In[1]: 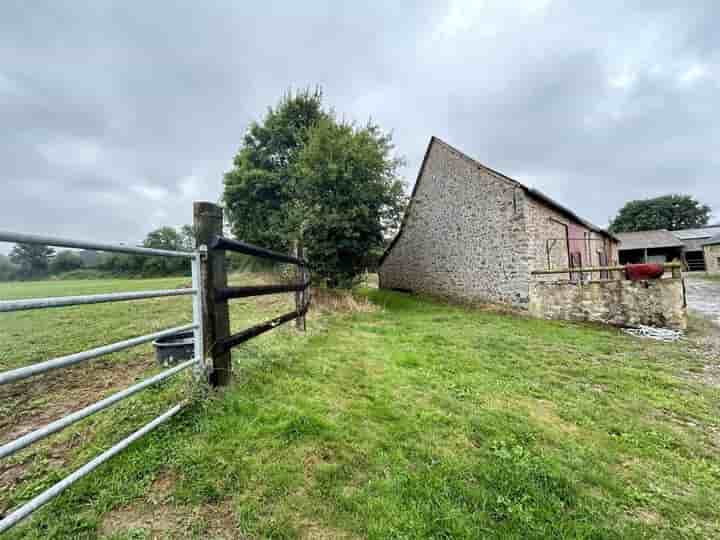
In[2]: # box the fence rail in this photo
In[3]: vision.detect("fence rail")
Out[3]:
[214,303,309,355]
[0,288,196,313]
[207,233,310,360]
[0,230,196,258]
[216,280,310,301]
[0,323,197,385]
[531,262,682,277]
[210,235,307,266]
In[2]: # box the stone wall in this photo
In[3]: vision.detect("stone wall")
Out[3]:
[527,197,619,281]
[704,244,720,274]
[529,278,687,330]
[379,139,532,306]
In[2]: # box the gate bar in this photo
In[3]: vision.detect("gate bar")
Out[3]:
[214,304,309,355]
[216,280,310,301]
[210,236,306,266]
[190,251,205,380]
[0,358,198,459]
[0,288,197,313]
[0,230,195,259]
[0,323,197,386]
[0,403,184,534]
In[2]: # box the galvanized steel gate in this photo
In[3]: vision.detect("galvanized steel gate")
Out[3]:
[0,230,205,533]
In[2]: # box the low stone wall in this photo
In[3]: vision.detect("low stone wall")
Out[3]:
[705,244,720,274]
[529,278,687,330]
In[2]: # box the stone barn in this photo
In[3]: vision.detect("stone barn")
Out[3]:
[379,137,619,307]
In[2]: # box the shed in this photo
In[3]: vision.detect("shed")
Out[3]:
[616,230,684,265]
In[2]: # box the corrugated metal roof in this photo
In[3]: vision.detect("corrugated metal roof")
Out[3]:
[703,234,720,247]
[672,226,720,240]
[429,138,618,240]
[616,230,684,251]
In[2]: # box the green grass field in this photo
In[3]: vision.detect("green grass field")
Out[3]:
[1,276,719,539]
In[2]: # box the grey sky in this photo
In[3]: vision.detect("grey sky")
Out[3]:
[2,1,718,254]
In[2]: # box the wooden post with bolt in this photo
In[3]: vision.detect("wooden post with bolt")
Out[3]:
[293,239,306,331]
[193,201,232,386]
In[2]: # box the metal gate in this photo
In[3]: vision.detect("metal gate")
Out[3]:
[0,230,204,534]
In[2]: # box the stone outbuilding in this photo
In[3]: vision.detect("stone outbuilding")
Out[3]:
[704,234,720,274]
[615,226,720,272]
[616,230,684,265]
[379,137,619,307]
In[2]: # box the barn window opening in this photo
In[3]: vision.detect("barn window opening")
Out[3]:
[512,189,521,214]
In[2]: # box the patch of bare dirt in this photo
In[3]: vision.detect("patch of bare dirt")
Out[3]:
[630,508,662,526]
[0,352,154,443]
[99,474,240,539]
[0,352,156,507]
[524,399,580,435]
[300,521,359,540]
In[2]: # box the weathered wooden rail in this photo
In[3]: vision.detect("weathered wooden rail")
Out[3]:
[531,262,682,278]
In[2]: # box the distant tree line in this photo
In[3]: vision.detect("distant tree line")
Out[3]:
[0,226,196,281]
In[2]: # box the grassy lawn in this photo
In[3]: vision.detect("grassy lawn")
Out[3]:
[1,277,719,538]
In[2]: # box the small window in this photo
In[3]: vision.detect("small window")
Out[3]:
[511,188,523,215]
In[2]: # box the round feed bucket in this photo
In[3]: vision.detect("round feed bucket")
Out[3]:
[152,330,194,367]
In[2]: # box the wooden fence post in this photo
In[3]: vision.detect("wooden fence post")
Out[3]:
[293,239,306,332]
[193,202,232,387]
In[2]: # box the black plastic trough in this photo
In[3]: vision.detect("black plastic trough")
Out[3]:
[152,330,194,367]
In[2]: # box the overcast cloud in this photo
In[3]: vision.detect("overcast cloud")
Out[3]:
[2,1,718,253]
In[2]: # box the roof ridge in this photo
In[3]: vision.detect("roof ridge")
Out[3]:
[430,136,524,189]
[431,137,615,240]
[379,136,617,265]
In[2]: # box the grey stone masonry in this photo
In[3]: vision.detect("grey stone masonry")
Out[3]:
[705,244,720,274]
[379,137,619,308]
[379,138,531,306]
[529,278,687,330]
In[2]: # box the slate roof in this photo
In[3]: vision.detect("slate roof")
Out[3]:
[704,234,720,247]
[616,230,684,251]
[672,226,720,240]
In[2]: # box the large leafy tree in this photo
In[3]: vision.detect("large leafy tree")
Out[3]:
[293,118,405,286]
[223,89,406,286]
[609,194,712,233]
[224,88,328,252]
[10,243,55,279]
